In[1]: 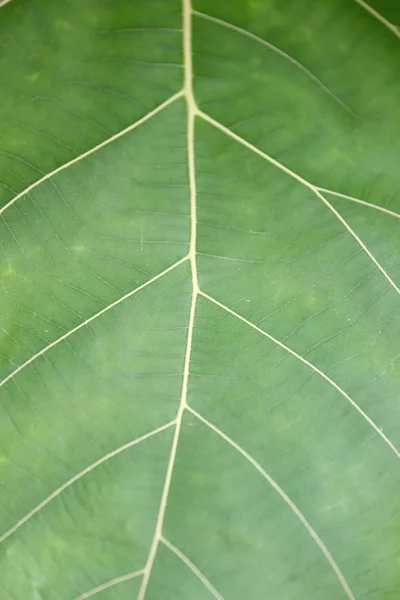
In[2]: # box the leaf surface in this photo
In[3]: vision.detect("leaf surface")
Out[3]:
[0,0,399,599]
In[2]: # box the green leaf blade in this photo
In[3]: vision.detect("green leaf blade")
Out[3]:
[0,0,183,207]
[0,1,399,599]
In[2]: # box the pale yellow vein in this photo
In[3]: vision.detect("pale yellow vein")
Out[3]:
[0,421,175,544]
[74,569,145,600]
[197,110,400,298]
[0,91,184,218]
[317,187,400,220]
[136,1,199,597]
[187,405,355,600]
[199,290,400,458]
[0,257,188,388]
[161,536,224,600]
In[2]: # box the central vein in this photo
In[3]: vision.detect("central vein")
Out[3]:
[137,0,198,597]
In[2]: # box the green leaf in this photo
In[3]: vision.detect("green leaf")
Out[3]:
[0,0,399,598]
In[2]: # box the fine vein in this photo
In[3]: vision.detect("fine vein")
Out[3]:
[187,406,355,600]
[0,420,175,544]
[0,257,187,389]
[74,569,145,600]
[137,1,198,597]
[199,290,400,458]
[161,536,224,600]
[193,10,355,116]
[0,91,184,218]
[198,110,400,298]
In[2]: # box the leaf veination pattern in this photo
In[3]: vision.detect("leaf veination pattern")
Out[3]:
[0,0,399,598]
[160,536,224,600]
[193,10,356,117]
[198,112,400,301]
[0,421,176,544]
[75,569,145,600]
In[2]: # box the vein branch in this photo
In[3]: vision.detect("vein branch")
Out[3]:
[0,420,176,544]
[161,536,224,600]
[0,256,188,389]
[0,91,184,218]
[74,569,145,600]
[316,187,400,220]
[199,290,400,458]
[197,110,400,298]
[316,189,400,295]
[187,405,355,600]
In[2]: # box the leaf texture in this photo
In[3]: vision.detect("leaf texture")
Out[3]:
[0,0,399,598]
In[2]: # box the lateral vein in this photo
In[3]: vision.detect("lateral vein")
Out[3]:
[0,257,188,389]
[74,569,145,600]
[161,536,224,600]
[199,290,400,458]
[0,91,184,218]
[0,421,176,544]
[316,189,400,295]
[187,406,355,600]
[317,187,400,220]
[197,110,400,298]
